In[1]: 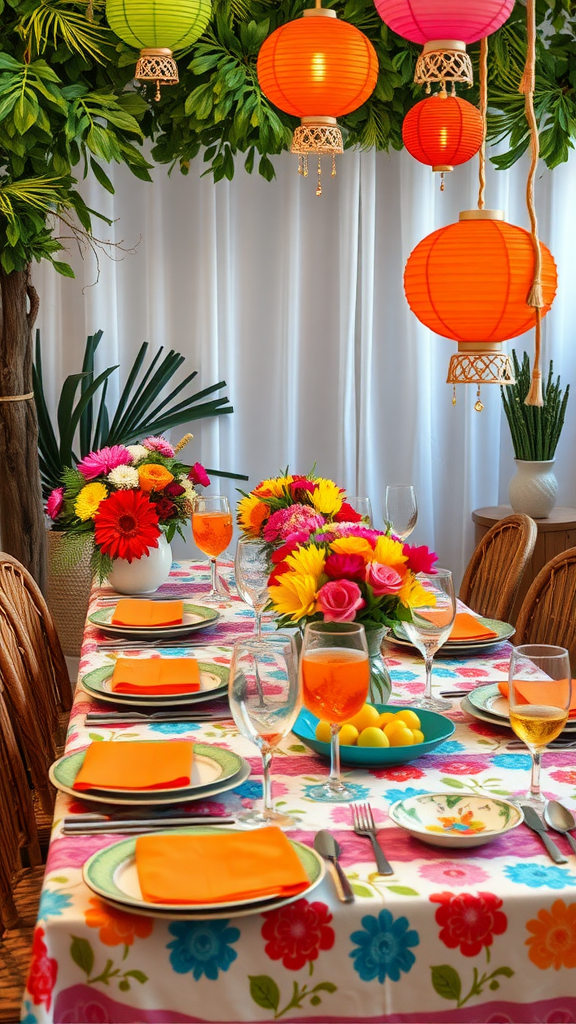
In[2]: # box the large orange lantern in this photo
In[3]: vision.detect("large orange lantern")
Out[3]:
[402,92,484,185]
[257,1,378,192]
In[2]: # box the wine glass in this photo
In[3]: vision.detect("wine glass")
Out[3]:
[235,537,270,638]
[192,495,233,603]
[403,569,456,711]
[229,634,301,828]
[508,644,571,808]
[384,485,417,540]
[300,621,369,802]
[346,496,373,526]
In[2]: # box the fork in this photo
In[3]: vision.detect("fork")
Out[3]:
[351,803,394,875]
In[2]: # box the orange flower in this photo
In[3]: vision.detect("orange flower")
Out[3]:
[526,900,576,970]
[84,896,153,946]
[138,463,174,493]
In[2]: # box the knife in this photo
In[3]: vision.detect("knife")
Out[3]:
[521,804,568,864]
[313,831,354,903]
[61,815,236,835]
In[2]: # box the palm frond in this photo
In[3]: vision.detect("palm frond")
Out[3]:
[19,0,109,63]
[0,176,71,220]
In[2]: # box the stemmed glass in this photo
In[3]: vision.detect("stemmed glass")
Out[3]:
[346,496,373,526]
[192,495,233,603]
[403,569,456,711]
[384,485,417,540]
[234,537,270,639]
[508,644,571,808]
[229,634,301,828]
[300,621,369,802]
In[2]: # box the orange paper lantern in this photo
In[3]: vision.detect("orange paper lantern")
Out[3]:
[402,93,484,173]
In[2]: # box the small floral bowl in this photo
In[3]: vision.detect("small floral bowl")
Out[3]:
[389,793,523,848]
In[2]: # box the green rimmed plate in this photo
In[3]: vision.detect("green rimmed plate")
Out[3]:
[82,828,325,919]
[49,744,250,805]
[463,683,576,734]
[81,661,228,707]
[389,793,523,848]
[389,616,515,657]
[88,602,219,640]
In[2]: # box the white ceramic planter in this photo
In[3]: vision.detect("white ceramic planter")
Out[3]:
[107,533,173,594]
[508,459,558,519]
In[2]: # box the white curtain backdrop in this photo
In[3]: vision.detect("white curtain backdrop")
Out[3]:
[33,145,576,585]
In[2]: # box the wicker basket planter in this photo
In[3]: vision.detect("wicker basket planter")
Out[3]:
[46,529,94,657]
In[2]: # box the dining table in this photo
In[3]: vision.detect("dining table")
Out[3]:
[22,559,576,1024]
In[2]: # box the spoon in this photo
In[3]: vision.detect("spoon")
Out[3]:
[544,801,576,855]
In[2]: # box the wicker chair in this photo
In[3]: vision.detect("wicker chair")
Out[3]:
[514,547,576,672]
[459,513,537,623]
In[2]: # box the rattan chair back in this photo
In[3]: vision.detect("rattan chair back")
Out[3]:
[514,547,576,672]
[459,514,537,623]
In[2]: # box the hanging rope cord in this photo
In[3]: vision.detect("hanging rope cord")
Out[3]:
[521,0,544,406]
[477,37,488,210]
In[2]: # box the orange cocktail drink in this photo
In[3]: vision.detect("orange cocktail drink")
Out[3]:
[301,647,370,723]
[193,511,233,557]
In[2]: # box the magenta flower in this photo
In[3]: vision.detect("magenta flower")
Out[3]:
[366,562,404,596]
[142,435,175,457]
[403,543,438,574]
[46,487,64,520]
[324,552,366,582]
[263,504,325,543]
[316,579,365,622]
[419,861,490,888]
[77,445,132,480]
[188,462,210,487]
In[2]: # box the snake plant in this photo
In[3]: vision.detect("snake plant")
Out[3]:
[501,350,570,461]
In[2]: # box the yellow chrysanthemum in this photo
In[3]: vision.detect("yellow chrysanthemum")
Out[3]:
[75,482,108,521]
[373,535,408,570]
[330,536,374,562]
[269,573,319,622]
[310,478,344,516]
[255,475,294,498]
[398,575,434,609]
[138,463,174,493]
[237,494,269,537]
[285,542,327,581]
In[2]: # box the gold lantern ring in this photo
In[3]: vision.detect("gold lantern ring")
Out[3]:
[136,48,179,101]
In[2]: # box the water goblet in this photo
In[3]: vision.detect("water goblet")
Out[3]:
[384,484,417,540]
[508,644,571,808]
[346,496,373,526]
[192,495,233,603]
[234,536,270,638]
[300,621,369,802]
[403,568,456,711]
[229,634,301,828]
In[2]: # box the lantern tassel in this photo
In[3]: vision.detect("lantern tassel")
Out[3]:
[525,308,544,406]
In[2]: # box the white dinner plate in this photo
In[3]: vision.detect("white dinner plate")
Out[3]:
[82,829,326,920]
[464,683,576,734]
[390,616,514,657]
[81,661,228,707]
[461,690,576,735]
[88,602,219,639]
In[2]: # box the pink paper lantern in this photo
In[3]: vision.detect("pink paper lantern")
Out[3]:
[374,0,515,45]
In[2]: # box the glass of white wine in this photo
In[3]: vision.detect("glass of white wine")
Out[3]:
[508,644,571,808]
[384,485,417,540]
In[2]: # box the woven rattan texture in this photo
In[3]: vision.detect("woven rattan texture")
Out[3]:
[514,547,576,672]
[0,865,45,1022]
[46,531,93,656]
[459,513,537,622]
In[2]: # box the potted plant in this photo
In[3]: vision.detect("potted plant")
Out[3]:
[501,350,570,519]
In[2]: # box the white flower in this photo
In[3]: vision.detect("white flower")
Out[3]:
[179,475,197,514]
[108,465,140,489]
[125,444,149,464]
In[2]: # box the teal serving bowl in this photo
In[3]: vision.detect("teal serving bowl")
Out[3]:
[292,704,455,767]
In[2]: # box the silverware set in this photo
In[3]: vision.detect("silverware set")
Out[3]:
[61,813,236,836]
[84,710,230,725]
[351,803,394,875]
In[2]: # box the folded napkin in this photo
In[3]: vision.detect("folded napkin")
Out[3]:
[448,612,498,642]
[498,680,576,718]
[111,658,200,695]
[135,827,310,905]
[111,599,184,627]
[73,740,194,791]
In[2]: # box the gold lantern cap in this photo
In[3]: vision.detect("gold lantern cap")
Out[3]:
[459,209,505,221]
[422,39,466,54]
[303,6,337,17]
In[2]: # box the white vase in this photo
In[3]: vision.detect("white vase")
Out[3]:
[107,533,173,594]
[508,459,558,519]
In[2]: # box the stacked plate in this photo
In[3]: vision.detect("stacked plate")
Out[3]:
[80,661,228,708]
[82,829,325,920]
[49,744,250,806]
[462,682,576,734]
[88,602,219,640]
[390,616,515,657]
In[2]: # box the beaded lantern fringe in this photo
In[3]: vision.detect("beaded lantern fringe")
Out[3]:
[414,43,473,93]
[135,49,179,101]
[291,120,343,195]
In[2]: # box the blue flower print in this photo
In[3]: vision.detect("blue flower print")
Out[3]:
[167,919,240,980]
[37,889,72,921]
[350,909,419,983]
[234,779,263,799]
[492,753,532,770]
[149,721,201,734]
[504,863,576,889]
[434,740,465,755]
[303,781,371,802]
[383,787,430,804]
[391,671,419,681]
[429,667,458,678]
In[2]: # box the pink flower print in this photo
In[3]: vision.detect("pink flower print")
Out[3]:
[435,756,491,775]
[455,667,489,679]
[550,769,576,785]
[468,720,506,738]
[419,860,490,888]
[330,804,386,826]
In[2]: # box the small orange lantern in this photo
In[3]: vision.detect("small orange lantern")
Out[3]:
[402,92,484,185]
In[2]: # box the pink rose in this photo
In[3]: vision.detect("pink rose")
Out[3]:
[324,552,366,582]
[188,462,210,487]
[46,487,64,520]
[366,562,403,595]
[403,543,438,574]
[316,579,365,622]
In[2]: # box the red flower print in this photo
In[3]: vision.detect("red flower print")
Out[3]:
[370,764,426,781]
[550,769,576,785]
[435,756,491,775]
[28,927,58,1010]
[455,668,489,679]
[262,899,335,970]
[430,891,507,957]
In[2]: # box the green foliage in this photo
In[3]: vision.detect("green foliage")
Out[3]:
[501,350,570,461]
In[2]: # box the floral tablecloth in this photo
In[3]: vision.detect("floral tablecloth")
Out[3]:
[23,561,576,1024]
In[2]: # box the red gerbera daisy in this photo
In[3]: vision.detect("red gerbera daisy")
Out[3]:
[94,489,160,562]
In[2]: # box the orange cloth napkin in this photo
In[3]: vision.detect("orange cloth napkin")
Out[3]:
[135,827,310,905]
[448,612,498,642]
[73,740,194,791]
[498,680,576,718]
[111,658,200,695]
[111,599,184,627]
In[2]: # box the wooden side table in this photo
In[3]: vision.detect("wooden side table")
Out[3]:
[471,506,576,624]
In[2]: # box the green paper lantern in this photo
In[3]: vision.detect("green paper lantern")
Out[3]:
[106,0,212,99]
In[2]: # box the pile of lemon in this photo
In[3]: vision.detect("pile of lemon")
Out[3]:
[315,703,424,748]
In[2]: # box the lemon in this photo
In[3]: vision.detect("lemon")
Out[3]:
[315,720,331,743]
[339,724,360,746]
[411,729,425,744]
[383,719,409,739]
[395,709,421,730]
[377,711,396,728]
[357,727,390,748]
[347,703,380,732]
[388,726,416,747]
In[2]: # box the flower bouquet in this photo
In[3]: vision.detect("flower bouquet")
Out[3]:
[46,434,210,582]
[237,471,365,541]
